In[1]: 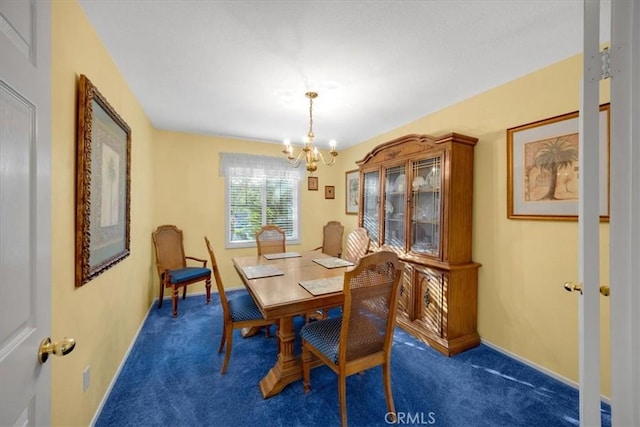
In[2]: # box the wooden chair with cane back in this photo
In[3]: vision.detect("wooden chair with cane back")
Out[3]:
[255,224,286,255]
[204,236,275,374]
[152,225,211,317]
[343,227,370,264]
[300,250,403,426]
[313,220,345,257]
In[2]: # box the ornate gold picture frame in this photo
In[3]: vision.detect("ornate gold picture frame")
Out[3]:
[76,74,131,287]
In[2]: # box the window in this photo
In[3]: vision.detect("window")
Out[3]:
[220,153,303,248]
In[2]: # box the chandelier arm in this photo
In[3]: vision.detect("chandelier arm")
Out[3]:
[285,149,306,168]
[316,151,338,166]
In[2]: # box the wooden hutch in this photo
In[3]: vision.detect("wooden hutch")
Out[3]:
[356,133,480,356]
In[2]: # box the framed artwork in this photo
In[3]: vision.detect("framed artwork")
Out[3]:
[507,103,610,221]
[345,169,359,215]
[76,74,131,287]
[325,185,335,199]
[308,176,318,191]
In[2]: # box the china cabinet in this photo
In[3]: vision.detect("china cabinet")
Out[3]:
[356,133,480,356]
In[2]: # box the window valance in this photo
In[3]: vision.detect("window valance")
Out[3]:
[219,152,304,180]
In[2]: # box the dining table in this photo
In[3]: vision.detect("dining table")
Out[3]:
[232,250,353,398]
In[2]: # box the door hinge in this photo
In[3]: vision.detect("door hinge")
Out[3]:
[601,47,612,80]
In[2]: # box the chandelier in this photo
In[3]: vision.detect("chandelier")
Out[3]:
[282,91,338,173]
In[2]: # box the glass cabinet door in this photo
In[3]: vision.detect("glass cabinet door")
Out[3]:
[383,165,406,249]
[410,156,441,257]
[362,170,379,246]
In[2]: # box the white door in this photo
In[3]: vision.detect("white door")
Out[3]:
[0,1,53,426]
[608,0,640,425]
[576,2,603,422]
[576,1,640,426]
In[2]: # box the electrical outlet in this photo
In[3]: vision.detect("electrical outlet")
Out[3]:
[83,366,90,392]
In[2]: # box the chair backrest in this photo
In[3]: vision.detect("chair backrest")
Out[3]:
[344,227,370,263]
[321,221,344,257]
[340,251,402,363]
[152,225,187,275]
[256,225,286,255]
[204,236,229,314]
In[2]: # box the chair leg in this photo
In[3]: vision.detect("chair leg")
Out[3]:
[338,372,348,427]
[172,286,179,317]
[205,277,211,304]
[383,361,396,421]
[217,320,226,354]
[220,324,233,375]
[182,284,187,300]
[157,282,165,308]
[301,343,311,393]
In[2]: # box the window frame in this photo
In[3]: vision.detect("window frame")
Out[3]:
[224,174,301,249]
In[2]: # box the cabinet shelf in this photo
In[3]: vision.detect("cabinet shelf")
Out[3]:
[356,133,479,357]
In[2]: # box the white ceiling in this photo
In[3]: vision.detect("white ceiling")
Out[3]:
[78,0,611,149]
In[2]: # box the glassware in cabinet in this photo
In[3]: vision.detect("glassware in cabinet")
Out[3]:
[362,170,379,246]
[410,156,441,258]
[383,165,406,249]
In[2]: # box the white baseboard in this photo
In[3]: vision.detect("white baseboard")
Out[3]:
[481,338,611,405]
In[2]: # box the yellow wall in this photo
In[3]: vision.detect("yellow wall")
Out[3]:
[51,2,155,425]
[50,2,613,425]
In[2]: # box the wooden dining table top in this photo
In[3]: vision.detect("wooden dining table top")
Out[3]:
[232,251,351,319]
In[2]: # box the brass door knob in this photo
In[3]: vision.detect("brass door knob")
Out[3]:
[563,282,610,297]
[563,282,583,294]
[38,337,76,364]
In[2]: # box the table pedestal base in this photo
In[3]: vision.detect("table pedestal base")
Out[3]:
[258,316,321,398]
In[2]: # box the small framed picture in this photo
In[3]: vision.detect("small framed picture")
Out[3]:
[307,176,318,191]
[345,169,359,215]
[308,176,318,191]
[325,185,335,199]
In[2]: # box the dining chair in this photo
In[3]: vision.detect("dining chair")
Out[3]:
[343,227,370,263]
[313,220,344,257]
[300,250,403,427]
[152,225,211,317]
[204,236,275,374]
[255,224,286,255]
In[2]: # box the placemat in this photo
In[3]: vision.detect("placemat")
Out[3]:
[242,264,284,280]
[263,252,302,260]
[299,276,344,296]
[312,257,354,269]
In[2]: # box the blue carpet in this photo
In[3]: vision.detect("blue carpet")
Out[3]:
[95,292,611,427]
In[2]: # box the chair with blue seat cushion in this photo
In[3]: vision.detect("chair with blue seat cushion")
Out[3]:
[205,236,276,374]
[300,250,403,427]
[152,225,212,317]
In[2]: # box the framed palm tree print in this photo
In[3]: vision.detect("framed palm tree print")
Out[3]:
[507,103,609,221]
[76,74,132,286]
